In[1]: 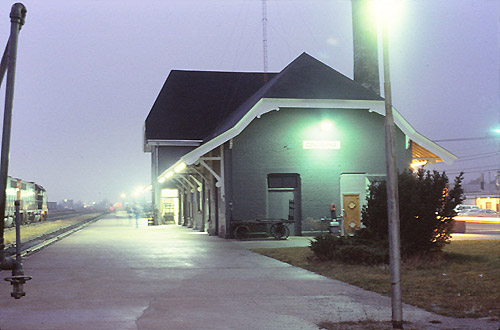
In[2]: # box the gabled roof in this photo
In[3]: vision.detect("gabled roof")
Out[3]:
[145,70,275,141]
[145,53,383,143]
[205,53,383,140]
[146,52,457,181]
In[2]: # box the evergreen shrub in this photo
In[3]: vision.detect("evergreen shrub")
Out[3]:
[360,169,464,257]
[336,244,388,265]
[309,234,345,261]
[309,234,388,265]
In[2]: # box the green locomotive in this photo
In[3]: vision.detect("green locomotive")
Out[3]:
[3,176,47,227]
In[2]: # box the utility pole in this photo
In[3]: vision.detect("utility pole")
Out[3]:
[381,12,403,330]
[261,0,268,82]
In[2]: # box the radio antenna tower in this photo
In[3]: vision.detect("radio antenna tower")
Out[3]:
[262,0,269,82]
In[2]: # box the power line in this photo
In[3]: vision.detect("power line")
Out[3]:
[457,151,499,158]
[433,136,499,142]
[455,152,499,162]
[446,168,499,175]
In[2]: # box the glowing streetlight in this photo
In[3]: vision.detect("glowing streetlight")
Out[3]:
[369,0,403,26]
[134,186,143,197]
[491,127,500,135]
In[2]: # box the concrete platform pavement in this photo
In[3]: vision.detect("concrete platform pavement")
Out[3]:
[0,214,498,330]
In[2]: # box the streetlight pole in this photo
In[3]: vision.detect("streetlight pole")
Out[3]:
[381,10,403,330]
[1,3,26,270]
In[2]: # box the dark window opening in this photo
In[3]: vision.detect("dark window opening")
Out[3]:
[267,173,299,189]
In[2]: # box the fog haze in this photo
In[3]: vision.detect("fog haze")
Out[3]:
[0,0,498,203]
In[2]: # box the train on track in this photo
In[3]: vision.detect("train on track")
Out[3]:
[3,176,47,227]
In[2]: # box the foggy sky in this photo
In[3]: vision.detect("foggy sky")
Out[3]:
[0,0,498,203]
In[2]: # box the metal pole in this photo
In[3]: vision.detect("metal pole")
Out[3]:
[152,146,160,225]
[0,41,9,89]
[261,0,268,82]
[0,3,26,269]
[382,17,403,329]
[14,200,21,263]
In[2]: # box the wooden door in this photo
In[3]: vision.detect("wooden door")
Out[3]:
[343,194,360,236]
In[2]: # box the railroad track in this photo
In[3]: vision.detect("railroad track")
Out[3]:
[3,213,106,260]
[47,210,89,221]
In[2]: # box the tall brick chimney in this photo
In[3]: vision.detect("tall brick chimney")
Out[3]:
[351,0,381,96]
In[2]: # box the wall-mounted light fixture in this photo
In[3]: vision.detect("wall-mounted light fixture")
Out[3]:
[320,120,333,132]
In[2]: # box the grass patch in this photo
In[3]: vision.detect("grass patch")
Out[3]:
[318,320,393,330]
[318,320,452,330]
[253,240,500,319]
[4,213,102,244]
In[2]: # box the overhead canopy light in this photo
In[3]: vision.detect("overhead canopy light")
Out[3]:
[174,162,186,173]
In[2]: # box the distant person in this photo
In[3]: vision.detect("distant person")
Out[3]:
[134,204,142,228]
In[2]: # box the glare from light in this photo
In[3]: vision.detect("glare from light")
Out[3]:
[320,120,334,132]
[410,160,427,170]
[158,176,166,183]
[368,0,403,29]
[134,186,144,196]
[165,171,173,179]
[161,188,179,198]
[491,127,500,135]
[370,0,400,21]
[175,162,186,173]
[120,193,126,199]
[144,185,152,191]
[453,216,500,224]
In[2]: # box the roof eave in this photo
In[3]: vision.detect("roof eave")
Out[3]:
[144,139,203,152]
[392,109,457,165]
[156,98,457,181]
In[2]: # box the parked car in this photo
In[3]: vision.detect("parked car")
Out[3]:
[455,204,479,214]
[460,208,499,217]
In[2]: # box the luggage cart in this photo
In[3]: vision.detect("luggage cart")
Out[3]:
[232,219,295,240]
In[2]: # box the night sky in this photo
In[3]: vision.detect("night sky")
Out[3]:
[0,0,498,203]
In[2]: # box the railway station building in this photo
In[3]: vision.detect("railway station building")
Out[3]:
[143,53,456,238]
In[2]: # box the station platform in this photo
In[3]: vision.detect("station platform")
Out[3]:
[0,214,497,330]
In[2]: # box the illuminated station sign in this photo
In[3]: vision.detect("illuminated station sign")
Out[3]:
[302,140,341,150]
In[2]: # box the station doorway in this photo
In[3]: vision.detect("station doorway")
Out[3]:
[161,189,179,224]
[267,173,300,235]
